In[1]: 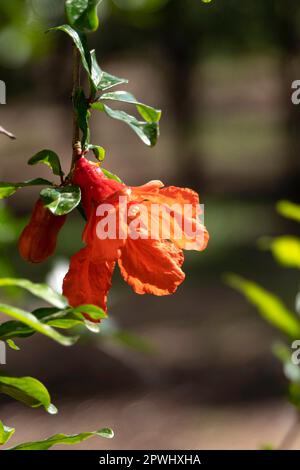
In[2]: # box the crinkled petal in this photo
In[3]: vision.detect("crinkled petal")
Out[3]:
[118,238,185,295]
[63,246,115,316]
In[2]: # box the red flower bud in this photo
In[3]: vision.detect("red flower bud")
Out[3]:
[18,199,66,263]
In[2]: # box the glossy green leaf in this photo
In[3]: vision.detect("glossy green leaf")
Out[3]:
[66,0,103,33]
[40,185,81,216]
[226,274,300,339]
[97,71,128,92]
[6,339,20,351]
[7,428,114,450]
[0,303,78,346]
[100,91,161,123]
[50,25,91,78]
[92,103,159,146]
[72,304,107,321]
[0,375,57,414]
[0,421,15,446]
[90,49,102,96]
[88,144,105,161]
[0,306,103,342]
[28,149,64,178]
[73,88,90,148]
[260,236,300,270]
[277,200,300,223]
[0,278,67,309]
[0,179,52,199]
[101,168,123,183]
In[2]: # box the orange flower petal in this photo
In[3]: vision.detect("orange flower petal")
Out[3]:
[63,246,115,316]
[118,238,185,296]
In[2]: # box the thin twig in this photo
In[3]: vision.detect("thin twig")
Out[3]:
[0,125,16,140]
[278,411,300,450]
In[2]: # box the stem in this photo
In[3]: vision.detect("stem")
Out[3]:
[71,45,81,172]
[278,411,300,450]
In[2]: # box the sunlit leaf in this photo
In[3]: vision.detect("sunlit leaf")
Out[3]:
[100,91,161,123]
[260,236,300,270]
[28,149,64,178]
[0,179,52,199]
[277,200,300,223]
[0,421,15,446]
[0,303,78,346]
[50,25,91,78]
[40,186,81,216]
[97,71,128,92]
[0,278,67,309]
[92,103,159,146]
[66,0,103,33]
[225,274,300,338]
[6,339,20,351]
[0,375,57,414]
[7,427,114,450]
[101,168,123,183]
[88,144,106,161]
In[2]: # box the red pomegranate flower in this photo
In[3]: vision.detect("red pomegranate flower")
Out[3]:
[62,157,209,315]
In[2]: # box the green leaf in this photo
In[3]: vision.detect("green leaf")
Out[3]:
[90,49,102,96]
[50,25,91,78]
[73,88,90,148]
[0,303,78,346]
[0,179,52,199]
[273,342,300,384]
[92,103,159,146]
[277,200,300,223]
[97,71,128,92]
[7,427,114,450]
[66,0,103,33]
[260,236,300,270]
[6,339,20,351]
[225,274,300,339]
[0,375,57,414]
[28,149,64,178]
[100,91,161,123]
[40,186,81,216]
[72,304,107,321]
[0,421,15,446]
[101,168,123,183]
[88,144,105,161]
[0,278,67,309]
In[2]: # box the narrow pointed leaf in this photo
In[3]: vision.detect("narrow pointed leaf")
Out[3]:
[28,149,64,177]
[0,375,56,414]
[100,91,161,123]
[0,179,52,199]
[277,200,300,223]
[50,25,91,78]
[0,421,15,446]
[101,168,123,183]
[7,428,114,450]
[92,103,159,146]
[0,278,67,309]
[226,274,300,339]
[40,186,81,216]
[97,71,128,92]
[0,303,78,346]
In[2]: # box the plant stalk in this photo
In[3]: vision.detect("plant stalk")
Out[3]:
[71,45,81,172]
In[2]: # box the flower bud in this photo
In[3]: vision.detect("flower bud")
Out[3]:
[18,199,66,263]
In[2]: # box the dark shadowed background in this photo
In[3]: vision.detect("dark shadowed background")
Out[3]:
[1,0,300,449]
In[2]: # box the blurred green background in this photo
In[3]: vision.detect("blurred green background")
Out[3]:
[1,0,300,449]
